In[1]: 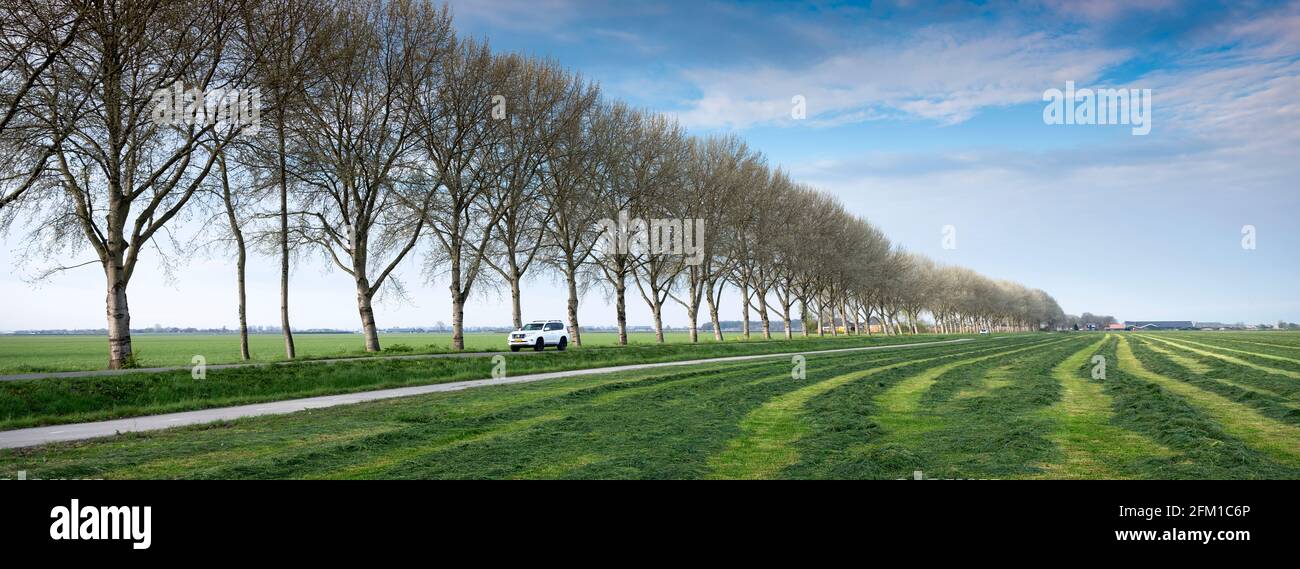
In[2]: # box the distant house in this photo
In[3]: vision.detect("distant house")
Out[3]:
[1124,321,1196,331]
[1104,323,1126,331]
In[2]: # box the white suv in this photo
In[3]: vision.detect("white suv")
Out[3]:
[508,320,569,352]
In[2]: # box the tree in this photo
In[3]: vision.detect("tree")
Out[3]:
[541,86,602,346]
[239,0,333,359]
[416,38,511,350]
[481,56,591,330]
[16,0,258,368]
[769,181,812,339]
[623,112,688,343]
[729,165,787,340]
[670,134,755,343]
[292,0,444,352]
[590,103,642,345]
[213,148,253,359]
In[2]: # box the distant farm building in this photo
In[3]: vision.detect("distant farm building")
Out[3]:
[1124,321,1196,330]
[1104,323,1126,331]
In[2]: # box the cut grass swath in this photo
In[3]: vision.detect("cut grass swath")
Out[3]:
[1031,336,1171,479]
[1139,335,1300,380]
[1116,337,1300,471]
[704,341,1027,479]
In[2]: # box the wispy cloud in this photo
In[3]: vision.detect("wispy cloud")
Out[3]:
[672,27,1129,129]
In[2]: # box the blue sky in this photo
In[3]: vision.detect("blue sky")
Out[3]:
[3,0,1298,330]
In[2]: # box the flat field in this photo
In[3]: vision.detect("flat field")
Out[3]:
[0,331,737,374]
[3,331,1299,479]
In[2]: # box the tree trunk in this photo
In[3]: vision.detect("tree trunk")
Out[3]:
[615,275,627,345]
[236,248,249,360]
[688,306,699,343]
[740,283,751,340]
[105,264,132,369]
[758,294,771,340]
[219,156,250,361]
[451,292,465,351]
[356,277,380,352]
[782,305,793,340]
[277,118,296,360]
[652,302,664,343]
[509,272,523,331]
[565,268,581,346]
[450,248,465,350]
[706,284,724,342]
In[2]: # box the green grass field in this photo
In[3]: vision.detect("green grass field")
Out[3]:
[0,333,958,430]
[3,331,1300,479]
[0,331,756,374]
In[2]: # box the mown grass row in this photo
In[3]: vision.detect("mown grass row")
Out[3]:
[1140,335,1300,377]
[776,332,1300,480]
[1093,336,1300,479]
[0,333,963,431]
[1115,337,1300,471]
[704,337,1051,479]
[1025,337,1172,479]
[1128,337,1300,426]
[775,335,1079,479]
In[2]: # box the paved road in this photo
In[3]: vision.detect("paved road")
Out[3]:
[0,349,542,382]
[0,338,974,449]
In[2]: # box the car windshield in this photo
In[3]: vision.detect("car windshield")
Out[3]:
[522,323,543,331]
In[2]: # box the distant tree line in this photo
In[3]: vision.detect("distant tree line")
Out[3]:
[1064,313,1118,329]
[1,0,1070,369]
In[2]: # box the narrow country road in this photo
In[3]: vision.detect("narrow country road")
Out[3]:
[0,338,975,449]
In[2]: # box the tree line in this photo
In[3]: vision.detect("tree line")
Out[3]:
[1,0,1068,369]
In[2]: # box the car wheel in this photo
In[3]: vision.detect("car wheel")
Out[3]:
[557,337,568,351]
[534,338,545,351]
[510,346,520,352]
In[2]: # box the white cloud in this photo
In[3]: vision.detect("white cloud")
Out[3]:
[671,27,1129,129]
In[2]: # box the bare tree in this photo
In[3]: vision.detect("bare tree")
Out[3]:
[540,85,601,346]
[214,148,253,359]
[481,56,591,330]
[416,38,510,350]
[292,0,443,352]
[670,134,755,343]
[15,0,258,368]
[707,151,768,341]
[767,176,806,339]
[590,102,639,345]
[239,0,333,359]
[618,111,687,343]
